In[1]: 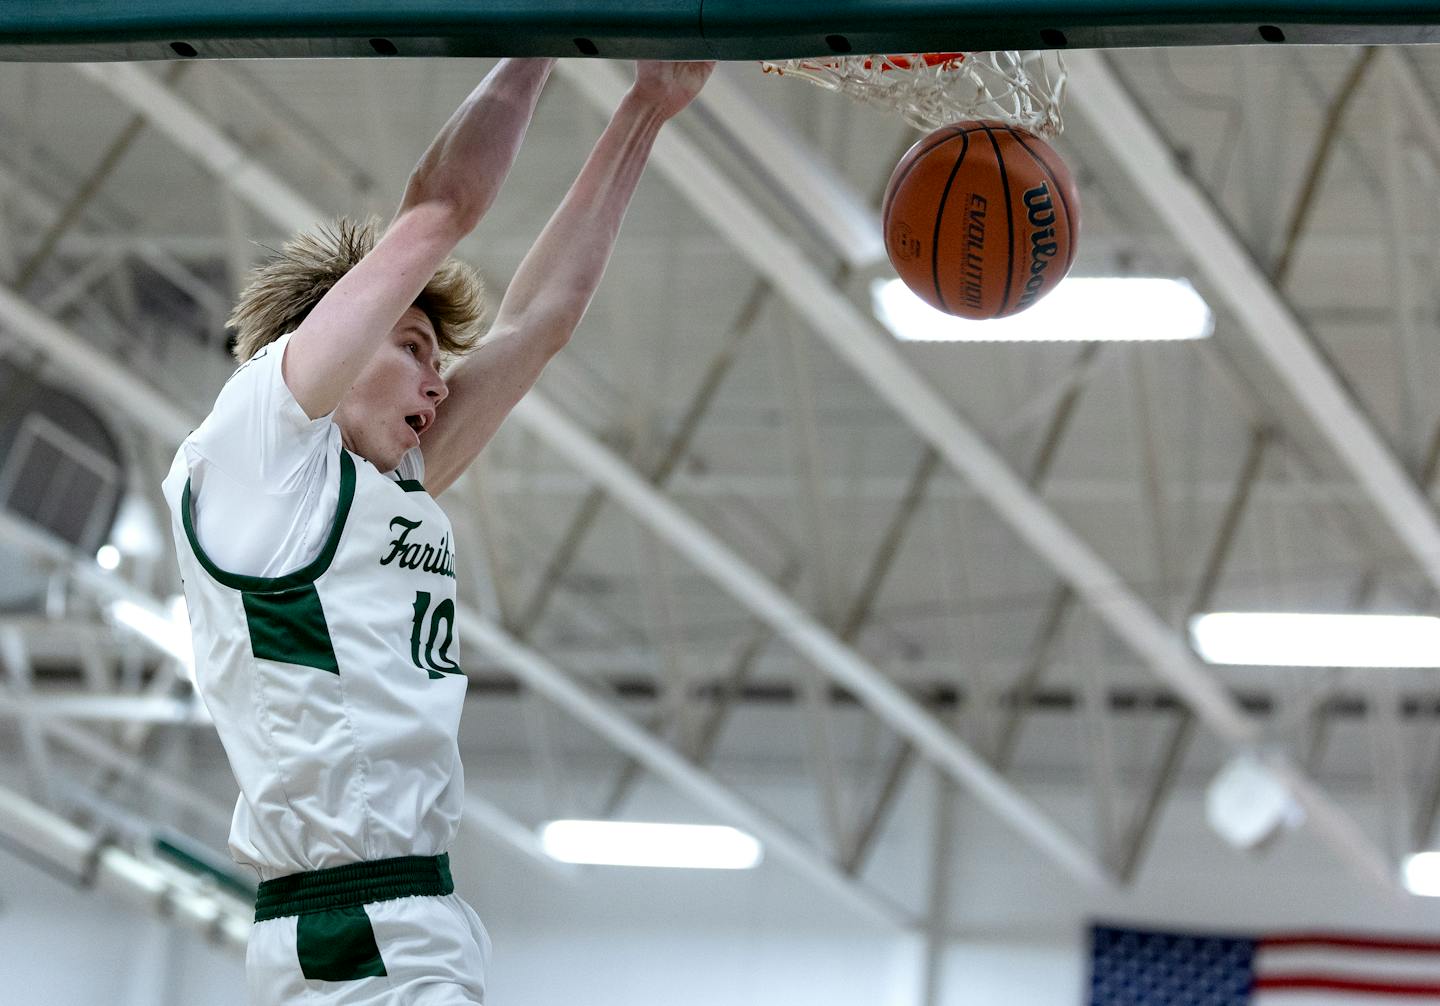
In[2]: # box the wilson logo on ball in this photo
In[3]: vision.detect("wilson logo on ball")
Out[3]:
[1018,183,1061,313]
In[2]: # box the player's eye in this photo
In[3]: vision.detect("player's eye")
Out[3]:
[405,341,419,354]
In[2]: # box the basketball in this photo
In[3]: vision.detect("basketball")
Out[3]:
[882,121,1080,320]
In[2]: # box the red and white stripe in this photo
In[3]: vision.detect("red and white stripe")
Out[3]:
[1253,934,1440,1002]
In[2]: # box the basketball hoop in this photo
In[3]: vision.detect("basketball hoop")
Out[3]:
[761,51,1066,136]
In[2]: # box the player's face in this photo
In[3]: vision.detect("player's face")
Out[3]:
[334,306,448,472]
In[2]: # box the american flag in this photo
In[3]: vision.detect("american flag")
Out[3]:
[1088,923,1440,1004]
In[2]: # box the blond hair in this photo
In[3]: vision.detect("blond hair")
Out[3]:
[227,217,486,364]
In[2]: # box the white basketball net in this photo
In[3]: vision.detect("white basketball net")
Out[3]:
[760,51,1066,136]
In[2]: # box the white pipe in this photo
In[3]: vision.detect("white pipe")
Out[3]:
[0,786,250,955]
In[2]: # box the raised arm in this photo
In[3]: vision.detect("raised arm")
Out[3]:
[283,58,556,420]
[419,61,715,493]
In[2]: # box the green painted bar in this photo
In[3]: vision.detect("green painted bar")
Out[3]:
[2,0,1440,61]
[0,0,706,61]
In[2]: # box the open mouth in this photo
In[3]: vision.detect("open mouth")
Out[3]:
[405,414,429,435]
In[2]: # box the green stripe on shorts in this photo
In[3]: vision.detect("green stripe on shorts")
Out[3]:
[297,906,387,981]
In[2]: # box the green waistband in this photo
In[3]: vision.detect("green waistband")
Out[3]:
[254,853,453,922]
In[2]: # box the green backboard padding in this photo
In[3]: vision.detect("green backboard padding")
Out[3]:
[3,0,1440,61]
[0,0,704,60]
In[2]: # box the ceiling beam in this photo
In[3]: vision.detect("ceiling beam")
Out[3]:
[0,628,56,807]
[694,66,885,267]
[1065,51,1440,596]
[72,63,325,231]
[0,280,192,441]
[511,391,1110,887]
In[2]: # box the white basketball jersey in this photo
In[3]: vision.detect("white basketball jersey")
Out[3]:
[163,445,468,881]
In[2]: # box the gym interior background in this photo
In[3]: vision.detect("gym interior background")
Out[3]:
[3,24,1440,1005]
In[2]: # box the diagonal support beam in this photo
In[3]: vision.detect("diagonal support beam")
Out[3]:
[596,562,800,818]
[513,279,768,637]
[513,392,1110,887]
[0,691,231,834]
[1114,428,1270,881]
[19,63,191,289]
[1065,51,1440,597]
[694,66,885,268]
[0,280,192,441]
[73,63,324,231]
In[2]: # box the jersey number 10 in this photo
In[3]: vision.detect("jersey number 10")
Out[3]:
[410,590,461,679]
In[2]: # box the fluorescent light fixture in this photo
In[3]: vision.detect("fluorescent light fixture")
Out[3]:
[95,544,121,570]
[1404,852,1440,897]
[539,820,762,870]
[110,596,196,684]
[871,276,1215,343]
[1191,612,1440,668]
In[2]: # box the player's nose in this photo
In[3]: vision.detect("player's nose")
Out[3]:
[424,371,448,404]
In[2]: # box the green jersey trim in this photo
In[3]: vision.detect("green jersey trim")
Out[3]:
[180,449,358,592]
[392,478,427,493]
[242,584,340,673]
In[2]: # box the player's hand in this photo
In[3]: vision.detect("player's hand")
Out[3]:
[630,60,716,120]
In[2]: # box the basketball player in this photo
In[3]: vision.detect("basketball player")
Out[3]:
[161,57,714,1003]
